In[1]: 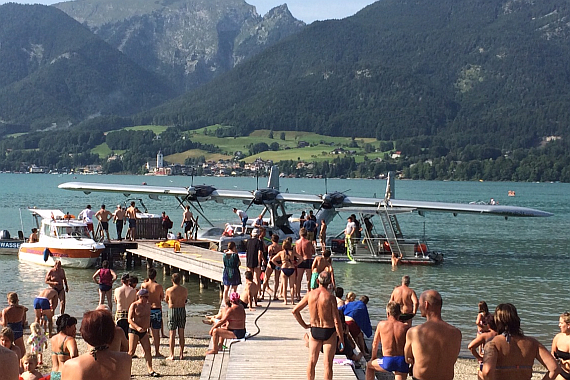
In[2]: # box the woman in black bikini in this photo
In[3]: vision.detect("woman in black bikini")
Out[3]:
[270,240,302,305]
[552,312,570,380]
[50,314,78,380]
[206,292,247,355]
[481,303,559,380]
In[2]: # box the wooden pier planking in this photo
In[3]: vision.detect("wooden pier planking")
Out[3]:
[126,241,361,380]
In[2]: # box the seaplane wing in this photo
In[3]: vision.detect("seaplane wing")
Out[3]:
[59,182,191,197]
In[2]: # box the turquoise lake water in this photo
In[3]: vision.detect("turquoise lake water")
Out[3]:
[0,172,567,354]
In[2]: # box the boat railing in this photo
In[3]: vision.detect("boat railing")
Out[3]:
[354,236,430,258]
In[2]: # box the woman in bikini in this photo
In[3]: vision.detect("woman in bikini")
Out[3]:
[61,310,131,380]
[50,314,78,380]
[206,292,246,355]
[468,313,497,376]
[261,234,281,300]
[481,303,559,380]
[552,312,570,380]
[1,292,27,355]
[270,240,302,305]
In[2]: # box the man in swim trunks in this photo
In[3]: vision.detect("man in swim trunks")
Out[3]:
[292,271,343,380]
[310,249,334,290]
[181,206,195,240]
[366,301,410,380]
[34,287,58,336]
[404,290,461,380]
[95,204,112,241]
[245,229,264,296]
[112,205,126,241]
[141,267,164,357]
[45,260,68,314]
[390,275,419,326]
[296,228,315,299]
[114,273,137,338]
[128,288,159,377]
[126,201,137,241]
[164,273,187,360]
[239,271,258,310]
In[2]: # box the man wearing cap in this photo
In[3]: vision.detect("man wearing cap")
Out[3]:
[128,288,159,377]
[113,205,126,241]
[115,273,137,338]
[246,229,264,294]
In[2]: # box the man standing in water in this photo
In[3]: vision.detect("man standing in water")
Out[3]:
[404,290,462,380]
[164,273,187,360]
[126,201,138,241]
[128,289,159,377]
[45,260,68,314]
[114,273,137,338]
[141,267,165,357]
[390,275,418,326]
[292,271,344,380]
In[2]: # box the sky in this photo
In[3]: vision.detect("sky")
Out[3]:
[0,0,378,23]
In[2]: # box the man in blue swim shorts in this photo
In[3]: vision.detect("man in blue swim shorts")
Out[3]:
[34,287,58,336]
[366,301,410,380]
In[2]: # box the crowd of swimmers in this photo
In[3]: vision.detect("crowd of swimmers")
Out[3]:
[0,259,192,379]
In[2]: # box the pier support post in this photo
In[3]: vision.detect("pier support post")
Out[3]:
[125,251,133,269]
[199,276,208,289]
[146,259,153,268]
[182,271,190,283]
[164,265,171,276]
[134,255,142,267]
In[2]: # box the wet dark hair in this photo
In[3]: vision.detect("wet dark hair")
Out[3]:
[101,260,109,269]
[172,273,181,284]
[56,314,77,333]
[0,327,14,343]
[245,271,253,281]
[148,267,157,280]
[129,275,138,287]
[335,286,344,298]
[478,301,489,315]
[271,234,279,243]
[81,310,114,347]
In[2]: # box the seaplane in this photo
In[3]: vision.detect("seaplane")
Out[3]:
[58,167,552,264]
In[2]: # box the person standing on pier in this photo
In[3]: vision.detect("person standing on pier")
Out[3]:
[164,273,188,361]
[45,260,68,315]
[78,205,95,239]
[181,206,195,240]
[292,271,343,380]
[112,205,126,241]
[296,228,315,300]
[114,274,137,338]
[141,268,165,357]
[125,202,137,242]
[95,205,112,242]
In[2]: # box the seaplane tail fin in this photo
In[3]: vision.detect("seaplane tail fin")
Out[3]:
[268,165,280,190]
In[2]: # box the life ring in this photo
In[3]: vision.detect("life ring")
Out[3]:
[414,243,427,253]
[43,248,51,262]
[383,241,391,252]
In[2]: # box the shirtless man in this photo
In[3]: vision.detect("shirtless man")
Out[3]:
[141,268,164,357]
[310,249,334,290]
[404,290,462,380]
[95,204,112,241]
[390,275,418,326]
[164,273,188,360]
[0,344,19,380]
[45,260,68,314]
[128,289,159,377]
[296,228,315,299]
[29,228,39,243]
[366,302,410,380]
[239,271,258,311]
[292,271,344,380]
[126,202,137,241]
[181,206,195,240]
[113,205,126,241]
[33,287,58,336]
[114,273,137,338]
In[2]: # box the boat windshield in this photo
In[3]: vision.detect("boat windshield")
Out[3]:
[49,225,90,238]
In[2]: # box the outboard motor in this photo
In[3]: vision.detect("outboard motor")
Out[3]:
[0,230,10,239]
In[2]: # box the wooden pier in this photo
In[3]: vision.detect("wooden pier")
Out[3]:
[124,241,365,380]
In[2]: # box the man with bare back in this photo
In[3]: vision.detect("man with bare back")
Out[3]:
[310,249,334,290]
[164,273,187,360]
[296,228,315,299]
[390,275,418,325]
[404,290,461,380]
[126,201,137,241]
[366,301,410,380]
[114,273,137,338]
[45,260,68,314]
[95,204,112,241]
[128,289,159,377]
[34,287,58,336]
[292,271,344,380]
[141,267,164,357]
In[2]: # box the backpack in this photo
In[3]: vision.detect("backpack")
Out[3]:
[162,216,173,230]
